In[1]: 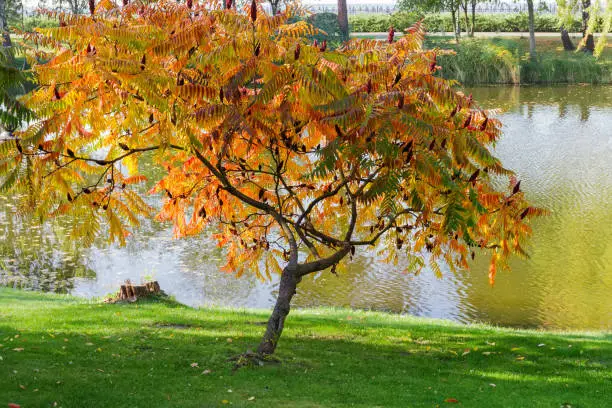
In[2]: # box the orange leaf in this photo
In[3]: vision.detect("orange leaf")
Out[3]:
[444,397,459,403]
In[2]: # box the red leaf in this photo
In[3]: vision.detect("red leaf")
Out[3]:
[387,26,395,43]
[444,398,459,403]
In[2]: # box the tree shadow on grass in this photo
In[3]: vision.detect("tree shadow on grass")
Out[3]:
[1,304,610,408]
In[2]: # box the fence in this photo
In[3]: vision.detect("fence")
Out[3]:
[305,1,560,15]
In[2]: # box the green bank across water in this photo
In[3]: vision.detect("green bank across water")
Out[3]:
[1,288,610,407]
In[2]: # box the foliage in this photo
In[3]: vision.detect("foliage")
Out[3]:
[1,0,541,353]
[307,12,343,45]
[437,39,520,84]
[3,0,23,28]
[350,12,590,33]
[429,37,612,84]
[557,0,611,57]
[0,47,32,132]
[520,51,612,83]
[18,15,60,32]
[2,288,612,407]
[397,0,450,13]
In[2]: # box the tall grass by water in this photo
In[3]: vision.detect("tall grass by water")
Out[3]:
[433,38,612,85]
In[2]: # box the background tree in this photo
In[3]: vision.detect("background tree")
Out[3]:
[398,0,463,41]
[460,0,484,37]
[0,0,11,47]
[527,0,537,58]
[557,0,611,56]
[2,0,541,357]
[337,0,348,40]
[62,0,88,14]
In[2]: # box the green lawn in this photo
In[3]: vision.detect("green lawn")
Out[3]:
[1,288,610,407]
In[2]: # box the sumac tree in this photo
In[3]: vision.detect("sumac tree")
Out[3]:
[0,0,543,356]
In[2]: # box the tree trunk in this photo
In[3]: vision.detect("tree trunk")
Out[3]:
[451,8,460,42]
[270,0,279,16]
[337,0,349,41]
[527,0,537,59]
[561,27,576,51]
[462,2,470,37]
[257,266,298,355]
[470,0,476,37]
[581,0,594,53]
[0,0,12,48]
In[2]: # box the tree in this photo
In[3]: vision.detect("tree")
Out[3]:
[580,0,595,53]
[2,0,542,357]
[527,0,537,58]
[460,0,480,38]
[337,0,348,41]
[557,0,611,56]
[61,0,88,14]
[0,0,11,47]
[398,0,463,41]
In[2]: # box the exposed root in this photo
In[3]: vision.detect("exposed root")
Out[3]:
[228,352,281,370]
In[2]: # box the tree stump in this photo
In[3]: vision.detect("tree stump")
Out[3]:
[114,280,162,302]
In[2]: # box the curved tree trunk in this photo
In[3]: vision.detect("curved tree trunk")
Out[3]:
[561,28,576,51]
[257,266,299,355]
[337,0,349,42]
[581,0,595,53]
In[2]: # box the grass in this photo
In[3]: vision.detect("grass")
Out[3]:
[352,34,612,85]
[1,288,610,407]
[429,36,612,85]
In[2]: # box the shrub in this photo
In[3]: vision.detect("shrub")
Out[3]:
[437,40,520,84]
[308,12,344,44]
[21,16,59,32]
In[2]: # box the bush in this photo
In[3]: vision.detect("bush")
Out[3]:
[431,38,612,85]
[349,13,590,34]
[308,12,344,44]
[19,16,59,32]
[437,40,520,84]
[521,55,612,84]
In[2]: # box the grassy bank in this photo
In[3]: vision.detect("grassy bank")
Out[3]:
[413,35,612,85]
[354,33,612,84]
[429,37,612,85]
[1,288,610,407]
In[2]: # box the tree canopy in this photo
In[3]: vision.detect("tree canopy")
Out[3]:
[0,0,543,355]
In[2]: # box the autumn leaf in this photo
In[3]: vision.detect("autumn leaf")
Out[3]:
[444,397,459,403]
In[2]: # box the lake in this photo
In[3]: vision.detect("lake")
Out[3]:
[1,85,611,330]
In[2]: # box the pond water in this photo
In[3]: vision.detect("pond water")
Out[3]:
[1,85,611,330]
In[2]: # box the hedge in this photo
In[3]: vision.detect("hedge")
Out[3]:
[349,12,591,33]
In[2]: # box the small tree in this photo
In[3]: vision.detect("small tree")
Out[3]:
[1,0,542,357]
[398,0,463,41]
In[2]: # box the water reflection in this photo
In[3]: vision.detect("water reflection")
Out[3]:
[0,196,96,292]
[1,85,611,330]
